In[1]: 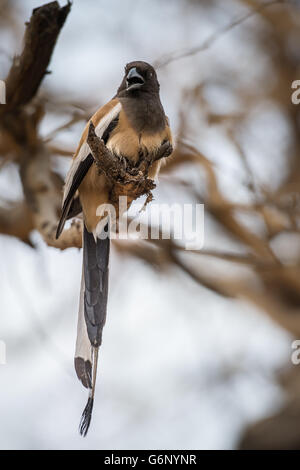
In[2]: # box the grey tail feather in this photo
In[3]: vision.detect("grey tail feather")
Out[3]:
[83,224,110,346]
[79,346,99,437]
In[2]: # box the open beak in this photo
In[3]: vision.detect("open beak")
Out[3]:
[126,67,145,90]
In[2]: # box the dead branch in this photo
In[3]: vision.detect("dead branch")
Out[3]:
[3,1,71,112]
[45,219,83,249]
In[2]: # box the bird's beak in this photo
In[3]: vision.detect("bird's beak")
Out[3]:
[126,67,145,90]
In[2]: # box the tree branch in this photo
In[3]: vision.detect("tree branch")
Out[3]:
[4,1,71,111]
[0,2,74,249]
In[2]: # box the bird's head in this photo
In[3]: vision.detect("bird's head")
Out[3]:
[117,61,160,96]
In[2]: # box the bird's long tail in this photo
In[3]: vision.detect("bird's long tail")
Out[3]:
[75,224,110,437]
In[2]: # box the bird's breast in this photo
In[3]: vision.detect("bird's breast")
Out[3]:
[106,129,166,164]
[106,125,140,163]
[106,107,167,164]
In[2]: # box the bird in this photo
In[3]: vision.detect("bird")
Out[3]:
[56,61,173,436]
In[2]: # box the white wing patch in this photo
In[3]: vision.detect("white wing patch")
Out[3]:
[62,102,122,205]
[75,266,91,363]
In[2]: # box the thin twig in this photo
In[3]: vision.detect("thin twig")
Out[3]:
[155,0,288,68]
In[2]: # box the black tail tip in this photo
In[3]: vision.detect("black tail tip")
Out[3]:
[79,397,94,437]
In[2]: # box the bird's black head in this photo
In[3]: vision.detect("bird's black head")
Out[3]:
[117,61,160,96]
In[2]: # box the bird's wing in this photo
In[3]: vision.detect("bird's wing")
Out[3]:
[56,99,121,238]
